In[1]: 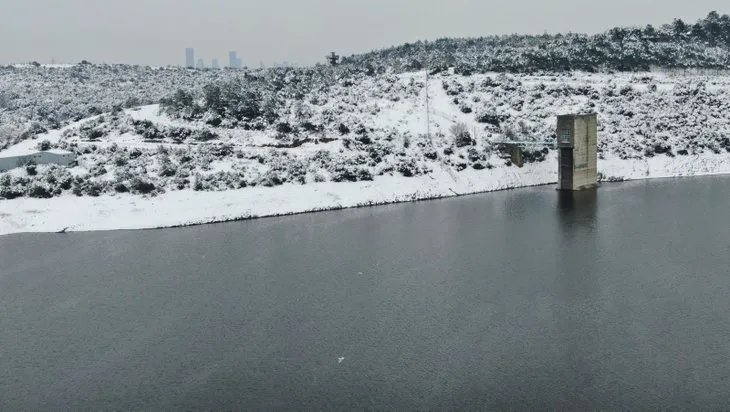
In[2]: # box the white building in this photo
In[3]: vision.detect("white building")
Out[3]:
[228,51,242,69]
[186,48,195,68]
[0,149,76,172]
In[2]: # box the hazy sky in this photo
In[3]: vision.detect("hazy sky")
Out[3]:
[0,0,727,66]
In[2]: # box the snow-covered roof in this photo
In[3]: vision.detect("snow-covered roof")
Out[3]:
[0,147,73,158]
[0,125,73,158]
[11,63,76,69]
[46,149,74,155]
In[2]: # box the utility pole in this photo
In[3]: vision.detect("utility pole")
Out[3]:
[424,41,431,142]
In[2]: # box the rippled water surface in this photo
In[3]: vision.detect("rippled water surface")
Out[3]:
[1,176,729,410]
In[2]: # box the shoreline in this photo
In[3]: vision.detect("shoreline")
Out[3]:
[1,153,729,236]
[81,172,730,234]
[136,182,562,233]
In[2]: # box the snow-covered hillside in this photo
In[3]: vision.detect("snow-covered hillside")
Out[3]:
[0,64,225,151]
[1,67,730,234]
[345,12,730,73]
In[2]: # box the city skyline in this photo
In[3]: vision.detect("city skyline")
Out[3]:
[183,48,295,69]
[184,48,244,69]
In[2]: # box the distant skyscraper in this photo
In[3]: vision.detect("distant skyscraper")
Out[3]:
[228,51,242,69]
[185,48,195,68]
[212,59,220,69]
[196,58,205,69]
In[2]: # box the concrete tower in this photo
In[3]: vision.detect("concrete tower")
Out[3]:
[557,113,598,191]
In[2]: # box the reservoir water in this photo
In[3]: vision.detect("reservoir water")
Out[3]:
[1,176,729,410]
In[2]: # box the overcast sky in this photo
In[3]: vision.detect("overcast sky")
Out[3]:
[0,0,727,66]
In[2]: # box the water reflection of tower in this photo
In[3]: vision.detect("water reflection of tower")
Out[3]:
[557,190,598,239]
[555,189,600,407]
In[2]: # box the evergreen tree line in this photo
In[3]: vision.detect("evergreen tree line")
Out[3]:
[343,11,730,73]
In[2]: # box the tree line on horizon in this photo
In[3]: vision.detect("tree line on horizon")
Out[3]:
[342,11,730,73]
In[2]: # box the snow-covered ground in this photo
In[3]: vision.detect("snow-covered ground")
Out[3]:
[1,153,729,236]
[2,68,730,235]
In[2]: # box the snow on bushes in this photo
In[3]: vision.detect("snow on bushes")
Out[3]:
[2,63,730,201]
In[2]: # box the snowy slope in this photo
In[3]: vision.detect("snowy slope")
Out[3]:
[2,69,730,235]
